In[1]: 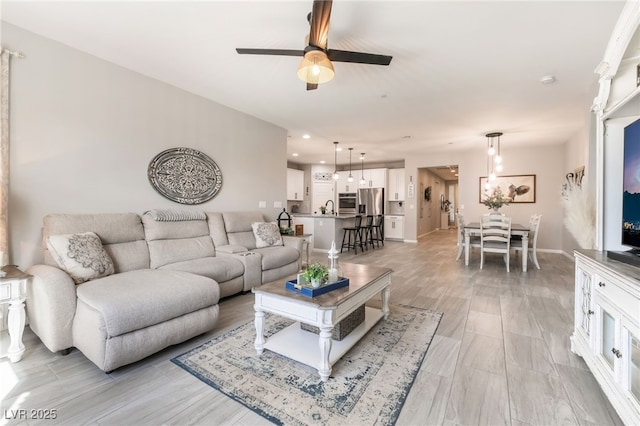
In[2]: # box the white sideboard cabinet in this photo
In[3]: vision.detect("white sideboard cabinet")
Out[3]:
[571,250,640,425]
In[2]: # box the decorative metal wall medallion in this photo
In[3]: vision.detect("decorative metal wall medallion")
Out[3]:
[148,147,223,204]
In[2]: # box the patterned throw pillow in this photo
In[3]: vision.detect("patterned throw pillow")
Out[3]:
[46,231,115,284]
[252,222,284,248]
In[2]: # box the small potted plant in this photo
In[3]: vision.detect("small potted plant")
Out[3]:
[319,206,327,215]
[303,262,328,288]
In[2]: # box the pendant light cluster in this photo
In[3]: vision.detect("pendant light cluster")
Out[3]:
[485,132,504,190]
[328,142,364,184]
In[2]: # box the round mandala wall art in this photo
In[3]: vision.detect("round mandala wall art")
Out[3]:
[148,147,223,204]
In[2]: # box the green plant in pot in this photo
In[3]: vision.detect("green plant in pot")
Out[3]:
[303,262,328,289]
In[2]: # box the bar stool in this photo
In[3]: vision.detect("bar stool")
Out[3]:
[370,214,384,247]
[360,215,375,250]
[341,215,363,254]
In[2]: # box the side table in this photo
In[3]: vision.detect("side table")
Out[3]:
[290,233,312,268]
[0,265,29,362]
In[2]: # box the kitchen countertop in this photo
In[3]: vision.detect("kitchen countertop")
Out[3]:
[292,213,357,219]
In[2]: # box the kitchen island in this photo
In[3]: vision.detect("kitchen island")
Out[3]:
[292,214,357,251]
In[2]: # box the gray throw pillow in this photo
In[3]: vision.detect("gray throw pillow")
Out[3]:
[252,222,283,248]
[46,231,115,283]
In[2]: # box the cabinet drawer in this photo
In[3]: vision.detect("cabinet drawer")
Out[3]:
[595,276,640,322]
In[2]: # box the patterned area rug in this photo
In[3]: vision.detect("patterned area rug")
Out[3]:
[172,304,442,426]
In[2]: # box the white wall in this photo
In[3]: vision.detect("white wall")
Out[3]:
[405,143,566,250]
[3,23,288,268]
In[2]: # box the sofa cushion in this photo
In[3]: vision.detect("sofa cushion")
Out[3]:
[75,269,219,337]
[159,257,245,284]
[46,232,115,284]
[223,211,266,250]
[142,214,216,269]
[43,213,149,273]
[252,222,283,248]
[254,246,300,270]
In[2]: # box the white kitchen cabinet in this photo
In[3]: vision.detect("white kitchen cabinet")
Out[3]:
[287,168,304,201]
[571,250,640,426]
[336,171,357,194]
[387,168,405,201]
[384,215,404,240]
[358,168,387,189]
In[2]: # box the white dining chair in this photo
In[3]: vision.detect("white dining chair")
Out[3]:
[480,214,512,272]
[511,214,542,269]
[456,214,480,261]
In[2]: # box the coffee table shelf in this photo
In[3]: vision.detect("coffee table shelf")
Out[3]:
[264,306,383,368]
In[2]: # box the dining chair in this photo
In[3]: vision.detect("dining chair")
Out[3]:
[456,214,480,261]
[480,214,512,272]
[511,214,542,269]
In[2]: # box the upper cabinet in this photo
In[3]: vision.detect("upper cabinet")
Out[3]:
[358,168,387,188]
[287,168,304,201]
[388,168,405,201]
[336,171,358,193]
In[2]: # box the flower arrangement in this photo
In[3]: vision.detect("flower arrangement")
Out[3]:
[303,262,328,283]
[482,187,510,210]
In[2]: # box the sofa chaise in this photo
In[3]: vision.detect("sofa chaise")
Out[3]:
[26,210,302,372]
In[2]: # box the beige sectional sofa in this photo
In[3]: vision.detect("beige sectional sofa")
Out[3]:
[26,210,302,372]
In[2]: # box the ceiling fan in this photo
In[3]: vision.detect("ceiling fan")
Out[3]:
[236,0,393,91]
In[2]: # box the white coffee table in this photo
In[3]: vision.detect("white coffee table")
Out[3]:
[252,262,392,381]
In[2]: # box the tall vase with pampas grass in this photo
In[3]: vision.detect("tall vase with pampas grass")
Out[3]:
[562,180,595,249]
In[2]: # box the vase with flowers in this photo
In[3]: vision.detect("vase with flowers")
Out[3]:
[482,187,510,212]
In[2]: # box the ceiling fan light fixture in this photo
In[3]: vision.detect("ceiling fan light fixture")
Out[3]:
[297,50,334,84]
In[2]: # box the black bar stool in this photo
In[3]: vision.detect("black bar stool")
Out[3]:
[371,214,384,247]
[341,215,363,254]
[360,215,375,250]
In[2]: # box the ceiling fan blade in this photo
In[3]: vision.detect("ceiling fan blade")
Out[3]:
[327,49,392,66]
[236,48,304,57]
[307,82,318,91]
[308,0,332,49]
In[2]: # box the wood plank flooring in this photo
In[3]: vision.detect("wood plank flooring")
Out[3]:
[0,230,624,425]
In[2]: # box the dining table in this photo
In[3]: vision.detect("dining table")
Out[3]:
[464,222,530,272]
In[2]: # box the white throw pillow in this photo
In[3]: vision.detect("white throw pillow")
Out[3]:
[252,222,284,248]
[46,231,115,284]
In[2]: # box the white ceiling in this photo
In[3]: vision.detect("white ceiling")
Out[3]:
[1,1,626,166]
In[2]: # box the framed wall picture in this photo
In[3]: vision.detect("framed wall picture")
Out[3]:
[479,174,536,203]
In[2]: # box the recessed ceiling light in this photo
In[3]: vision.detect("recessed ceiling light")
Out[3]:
[539,75,556,84]
[292,153,299,157]
[302,134,311,139]
[320,160,326,164]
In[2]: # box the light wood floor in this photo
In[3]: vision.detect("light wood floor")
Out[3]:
[0,230,623,425]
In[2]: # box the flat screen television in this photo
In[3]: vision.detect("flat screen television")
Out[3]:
[609,117,640,267]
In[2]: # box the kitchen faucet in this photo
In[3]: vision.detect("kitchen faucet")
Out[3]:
[325,199,335,215]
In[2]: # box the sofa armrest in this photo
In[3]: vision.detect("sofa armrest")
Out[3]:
[25,264,77,353]
[216,251,262,291]
[282,236,304,253]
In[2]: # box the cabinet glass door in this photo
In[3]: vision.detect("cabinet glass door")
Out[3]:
[629,332,640,403]
[602,309,616,369]
[577,268,592,337]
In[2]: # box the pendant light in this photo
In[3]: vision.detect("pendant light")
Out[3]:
[485,132,503,190]
[359,153,366,185]
[348,148,354,182]
[333,141,340,180]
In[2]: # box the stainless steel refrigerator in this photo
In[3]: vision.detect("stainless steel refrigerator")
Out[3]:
[358,188,384,216]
